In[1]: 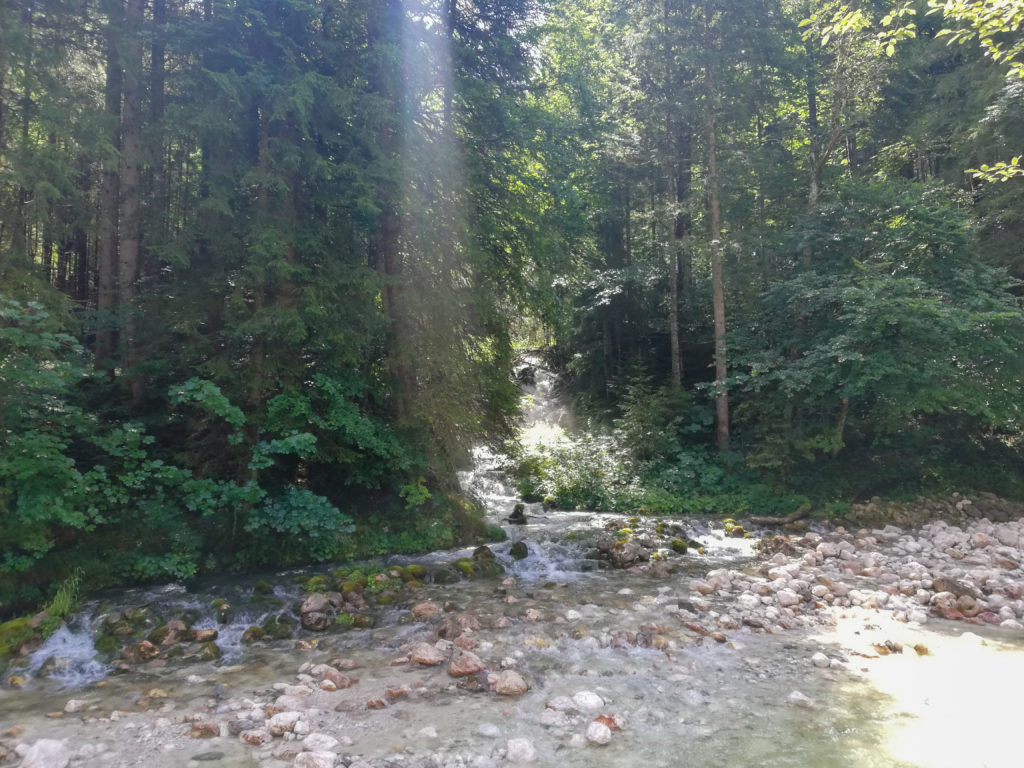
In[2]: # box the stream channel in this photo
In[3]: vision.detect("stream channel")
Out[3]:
[2,368,1024,768]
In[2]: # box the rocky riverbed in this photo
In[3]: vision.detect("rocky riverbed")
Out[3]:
[3,499,1024,768]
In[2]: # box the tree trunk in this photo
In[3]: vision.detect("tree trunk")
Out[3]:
[705,3,729,452]
[95,22,122,369]
[118,0,145,405]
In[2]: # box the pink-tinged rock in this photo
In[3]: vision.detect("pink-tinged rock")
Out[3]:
[190,721,220,738]
[488,670,529,695]
[385,686,410,703]
[366,698,386,710]
[776,589,802,607]
[409,642,446,666]
[453,636,477,650]
[294,752,338,768]
[240,729,271,746]
[267,711,302,736]
[319,667,355,689]
[455,614,482,630]
[495,617,513,628]
[448,648,485,677]
[411,602,441,619]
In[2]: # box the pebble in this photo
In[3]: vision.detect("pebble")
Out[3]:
[787,691,814,708]
[810,652,829,669]
[506,738,537,763]
[572,691,604,712]
[584,721,612,745]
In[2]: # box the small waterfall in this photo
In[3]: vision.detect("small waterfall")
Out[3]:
[26,619,108,688]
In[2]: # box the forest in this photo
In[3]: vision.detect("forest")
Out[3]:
[0,0,1022,616]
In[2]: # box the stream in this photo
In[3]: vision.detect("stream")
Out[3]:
[2,368,1024,768]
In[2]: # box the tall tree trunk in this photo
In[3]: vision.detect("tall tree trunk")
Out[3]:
[705,2,729,451]
[118,0,145,404]
[95,22,122,369]
[72,227,88,302]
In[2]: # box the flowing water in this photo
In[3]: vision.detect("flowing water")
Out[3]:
[2,366,1023,767]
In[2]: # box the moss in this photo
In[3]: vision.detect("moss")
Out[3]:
[352,613,373,628]
[432,566,459,584]
[241,627,266,644]
[303,575,329,593]
[509,541,529,560]
[94,635,120,653]
[178,609,201,627]
[335,613,355,628]
[253,579,274,595]
[404,564,426,581]
[199,641,221,661]
[341,581,363,597]
[454,558,476,579]
[374,593,396,605]
[0,617,35,660]
[670,538,688,554]
[261,615,297,640]
[486,525,508,542]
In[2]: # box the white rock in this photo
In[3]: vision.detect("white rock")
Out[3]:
[810,652,830,669]
[417,726,438,739]
[787,690,814,708]
[478,723,501,738]
[568,734,588,748]
[585,721,612,745]
[1000,619,1024,630]
[268,711,302,736]
[506,737,537,763]
[294,751,337,768]
[572,691,604,712]
[776,589,801,607]
[302,733,340,752]
[546,696,575,712]
[816,542,840,558]
[565,609,583,621]
[64,698,93,713]
[540,709,570,728]
[19,740,71,768]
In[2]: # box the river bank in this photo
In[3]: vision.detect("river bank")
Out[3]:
[3,500,1024,768]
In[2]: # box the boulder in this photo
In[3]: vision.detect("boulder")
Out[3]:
[488,670,529,695]
[301,593,339,631]
[448,648,486,677]
[595,537,650,568]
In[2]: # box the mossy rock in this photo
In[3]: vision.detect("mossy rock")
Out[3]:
[211,599,234,624]
[486,525,508,542]
[374,593,397,606]
[404,580,424,589]
[303,576,330,593]
[432,567,460,585]
[178,609,202,628]
[404,564,426,581]
[509,541,529,560]
[387,566,405,580]
[352,613,373,629]
[335,613,356,629]
[94,635,120,654]
[198,641,221,661]
[241,627,266,644]
[261,615,297,640]
[0,617,35,660]
[341,581,364,597]
[253,580,274,595]
[454,559,476,579]
[670,538,688,554]
[347,572,369,587]
[163,644,185,660]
